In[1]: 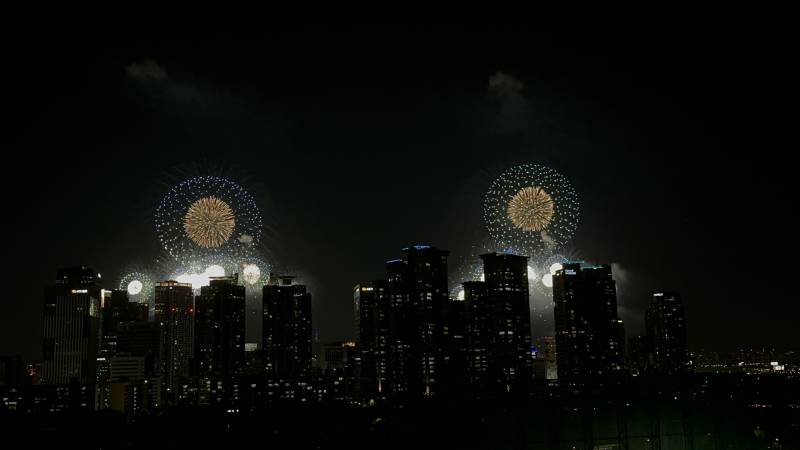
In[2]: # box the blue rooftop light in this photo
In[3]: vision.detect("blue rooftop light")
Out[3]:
[402,244,431,251]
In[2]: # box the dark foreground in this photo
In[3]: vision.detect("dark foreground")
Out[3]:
[2,375,799,449]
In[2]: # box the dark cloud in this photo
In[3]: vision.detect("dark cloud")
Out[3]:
[126,59,167,81]
[488,71,524,100]
[483,71,545,136]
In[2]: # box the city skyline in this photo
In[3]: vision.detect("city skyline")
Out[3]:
[4,23,796,362]
[19,248,795,413]
[3,19,797,449]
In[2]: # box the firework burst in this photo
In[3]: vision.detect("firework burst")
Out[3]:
[507,186,554,232]
[184,196,236,248]
[155,176,262,264]
[484,164,579,258]
[118,271,156,305]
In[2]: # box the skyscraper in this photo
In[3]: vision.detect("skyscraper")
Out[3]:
[41,266,102,386]
[553,263,625,385]
[108,354,152,416]
[441,297,469,396]
[386,258,414,398]
[154,280,194,402]
[100,289,148,358]
[98,289,149,409]
[627,334,652,376]
[464,280,490,391]
[262,276,312,381]
[196,276,246,405]
[646,291,690,375]
[117,321,162,407]
[464,252,532,395]
[385,245,450,399]
[117,322,161,376]
[319,340,358,402]
[353,280,390,403]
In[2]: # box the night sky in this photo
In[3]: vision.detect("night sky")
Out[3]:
[4,22,795,359]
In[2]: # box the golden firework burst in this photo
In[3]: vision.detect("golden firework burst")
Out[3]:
[183,196,236,248]
[507,186,554,232]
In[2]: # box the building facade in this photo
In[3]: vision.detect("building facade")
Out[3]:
[154,280,194,402]
[196,276,246,405]
[353,280,391,402]
[41,266,102,386]
[385,245,450,400]
[262,276,312,380]
[464,253,532,395]
[553,263,625,385]
[646,291,690,375]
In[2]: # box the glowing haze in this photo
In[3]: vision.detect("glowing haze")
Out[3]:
[175,264,227,290]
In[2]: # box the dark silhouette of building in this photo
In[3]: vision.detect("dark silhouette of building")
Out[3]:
[385,245,450,400]
[320,341,358,402]
[0,355,26,387]
[385,258,413,399]
[154,280,194,403]
[553,263,625,385]
[196,276,246,405]
[117,321,162,407]
[263,276,312,381]
[441,297,469,396]
[107,354,154,416]
[353,280,390,403]
[464,281,490,391]
[98,289,149,410]
[646,291,691,375]
[41,266,102,386]
[464,252,532,396]
[100,289,148,358]
[117,322,160,375]
[627,334,653,376]
[357,246,537,401]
